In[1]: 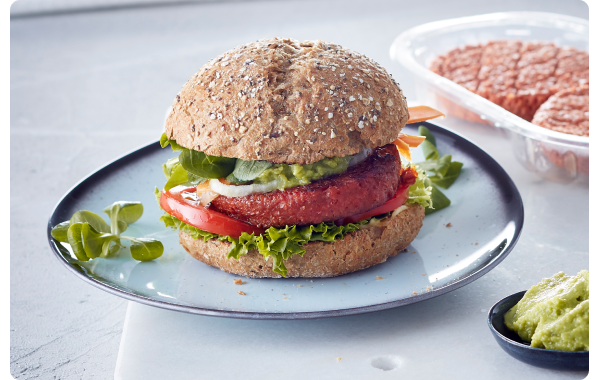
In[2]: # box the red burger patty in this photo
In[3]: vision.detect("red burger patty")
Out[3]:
[210,144,401,228]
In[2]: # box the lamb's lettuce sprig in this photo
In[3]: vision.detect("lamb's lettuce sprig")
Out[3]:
[51,202,163,262]
[414,126,463,215]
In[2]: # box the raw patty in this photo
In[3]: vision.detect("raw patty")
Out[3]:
[430,41,589,124]
[210,144,401,228]
[531,86,589,137]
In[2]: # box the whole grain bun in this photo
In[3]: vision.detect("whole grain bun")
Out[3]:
[179,204,424,278]
[165,37,409,164]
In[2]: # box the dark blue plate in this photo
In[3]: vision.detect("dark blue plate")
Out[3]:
[488,291,589,371]
[47,122,524,319]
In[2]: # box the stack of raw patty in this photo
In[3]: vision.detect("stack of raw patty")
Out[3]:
[430,41,589,136]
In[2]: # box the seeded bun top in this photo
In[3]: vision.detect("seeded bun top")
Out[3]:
[164,37,409,164]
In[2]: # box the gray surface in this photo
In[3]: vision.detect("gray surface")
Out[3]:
[10,0,589,379]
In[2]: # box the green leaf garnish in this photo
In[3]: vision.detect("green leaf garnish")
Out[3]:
[125,238,164,261]
[102,201,143,236]
[418,125,438,160]
[50,221,70,243]
[103,201,144,224]
[163,162,192,190]
[50,201,162,262]
[160,133,186,151]
[405,166,433,208]
[230,159,273,181]
[154,187,162,205]
[429,161,463,189]
[81,223,119,259]
[66,223,89,261]
[425,184,451,215]
[179,149,236,179]
[70,210,111,234]
[415,126,463,214]
[161,213,369,277]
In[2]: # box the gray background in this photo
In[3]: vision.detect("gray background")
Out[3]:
[11,0,589,378]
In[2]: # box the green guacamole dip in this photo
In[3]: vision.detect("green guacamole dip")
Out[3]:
[504,270,589,351]
[253,156,353,190]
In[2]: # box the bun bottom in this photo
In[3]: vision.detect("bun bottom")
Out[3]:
[179,204,425,278]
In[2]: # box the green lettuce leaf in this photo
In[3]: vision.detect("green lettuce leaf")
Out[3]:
[159,213,369,277]
[66,223,89,261]
[428,161,463,189]
[50,221,71,243]
[418,125,439,160]
[160,133,186,151]
[415,125,463,213]
[405,166,433,208]
[125,237,164,261]
[230,159,273,181]
[154,187,162,205]
[425,184,451,215]
[159,213,183,230]
[70,210,111,234]
[179,149,236,179]
[164,161,191,190]
[52,201,162,262]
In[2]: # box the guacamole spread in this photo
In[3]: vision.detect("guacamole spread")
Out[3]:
[504,270,589,351]
[253,156,353,190]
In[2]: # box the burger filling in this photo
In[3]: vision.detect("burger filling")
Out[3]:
[157,133,433,276]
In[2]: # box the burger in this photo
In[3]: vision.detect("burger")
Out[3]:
[156,38,440,278]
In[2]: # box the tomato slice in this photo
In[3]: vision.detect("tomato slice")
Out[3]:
[160,186,265,238]
[335,167,418,225]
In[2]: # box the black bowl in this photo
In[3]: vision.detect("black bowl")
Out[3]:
[488,291,589,371]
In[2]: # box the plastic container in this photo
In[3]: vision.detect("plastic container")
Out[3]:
[390,12,589,182]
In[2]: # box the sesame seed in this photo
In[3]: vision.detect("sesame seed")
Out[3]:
[305,119,310,125]
[358,121,364,129]
[348,65,353,69]
[239,126,247,133]
[294,131,299,136]
[210,114,216,120]
[330,130,336,138]
[348,113,353,117]
[325,107,329,111]
[349,96,355,102]
[314,128,319,132]
[328,113,333,119]
[321,132,326,135]
[386,99,394,106]
[359,79,363,83]
[284,116,289,120]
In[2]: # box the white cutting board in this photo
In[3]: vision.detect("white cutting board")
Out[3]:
[113,296,586,380]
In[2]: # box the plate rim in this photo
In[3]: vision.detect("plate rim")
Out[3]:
[47,121,524,320]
